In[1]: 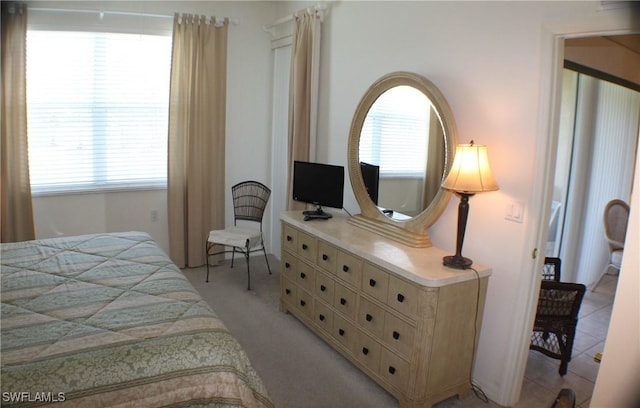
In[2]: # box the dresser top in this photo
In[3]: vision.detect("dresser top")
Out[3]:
[281,211,491,287]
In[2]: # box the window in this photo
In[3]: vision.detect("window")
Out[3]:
[359,86,431,178]
[26,30,172,194]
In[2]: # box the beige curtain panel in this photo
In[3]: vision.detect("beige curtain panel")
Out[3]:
[286,11,322,211]
[1,3,35,243]
[167,14,228,268]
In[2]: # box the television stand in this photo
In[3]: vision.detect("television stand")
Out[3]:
[303,207,332,221]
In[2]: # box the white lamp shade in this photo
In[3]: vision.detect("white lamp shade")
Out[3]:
[442,143,499,193]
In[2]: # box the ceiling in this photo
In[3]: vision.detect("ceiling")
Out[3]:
[605,34,640,55]
[565,34,640,89]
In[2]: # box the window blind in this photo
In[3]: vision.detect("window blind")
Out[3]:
[359,86,430,177]
[26,30,171,194]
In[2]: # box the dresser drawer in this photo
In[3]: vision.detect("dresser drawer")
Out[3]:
[295,261,315,293]
[388,275,419,320]
[315,270,335,305]
[297,231,317,263]
[356,330,382,373]
[336,251,362,287]
[379,348,410,394]
[383,313,415,359]
[334,282,357,321]
[282,278,297,306]
[281,252,297,281]
[314,299,334,334]
[282,224,298,253]
[358,297,385,338]
[362,263,389,303]
[332,313,356,353]
[317,241,337,273]
[279,217,490,408]
[296,288,314,320]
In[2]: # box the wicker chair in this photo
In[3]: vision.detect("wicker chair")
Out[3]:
[205,181,272,290]
[530,279,586,375]
[542,257,561,282]
[592,199,629,291]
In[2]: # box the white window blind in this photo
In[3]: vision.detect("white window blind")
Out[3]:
[359,86,430,177]
[26,30,171,194]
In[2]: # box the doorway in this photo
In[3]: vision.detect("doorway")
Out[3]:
[547,67,639,286]
[520,35,640,403]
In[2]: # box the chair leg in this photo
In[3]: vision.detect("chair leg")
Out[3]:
[262,244,272,275]
[558,327,577,376]
[205,242,211,282]
[231,248,236,269]
[558,360,568,376]
[245,240,251,290]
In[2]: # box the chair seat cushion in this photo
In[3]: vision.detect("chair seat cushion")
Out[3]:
[208,226,262,249]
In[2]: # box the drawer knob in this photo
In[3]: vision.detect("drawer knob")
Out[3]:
[320,285,326,292]
[300,272,306,279]
[285,289,291,295]
[302,244,308,250]
[397,293,405,303]
[319,314,325,321]
[287,235,292,241]
[342,265,349,273]
[322,254,328,261]
[338,329,345,336]
[388,366,396,375]
[340,298,347,305]
[393,331,400,340]
[285,262,291,268]
[369,279,376,287]
[366,314,373,322]
[300,300,306,307]
[362,347,369,355]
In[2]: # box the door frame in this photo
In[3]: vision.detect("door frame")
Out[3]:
[499,14,637,406]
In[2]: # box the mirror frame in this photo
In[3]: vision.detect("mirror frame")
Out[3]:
[347,71,458,247]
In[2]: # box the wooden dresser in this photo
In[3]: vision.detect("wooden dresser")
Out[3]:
[279,211,491,408]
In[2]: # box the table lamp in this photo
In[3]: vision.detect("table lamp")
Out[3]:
[441,141,499,269]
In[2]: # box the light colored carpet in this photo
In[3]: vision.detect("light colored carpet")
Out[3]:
[182,256,493,408]
[182,256,398,408]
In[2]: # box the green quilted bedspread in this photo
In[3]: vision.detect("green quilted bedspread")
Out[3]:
[1,232,273,408]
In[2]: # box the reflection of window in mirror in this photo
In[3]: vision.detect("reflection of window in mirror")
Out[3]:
[360,86,430,176]
[359,86,431,216]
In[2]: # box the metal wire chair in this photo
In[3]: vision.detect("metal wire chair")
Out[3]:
[205,181,272,289]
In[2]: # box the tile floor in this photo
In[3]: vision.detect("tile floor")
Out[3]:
[436,274,618,408]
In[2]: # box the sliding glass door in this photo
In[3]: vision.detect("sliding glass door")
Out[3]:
[549,69,639,285]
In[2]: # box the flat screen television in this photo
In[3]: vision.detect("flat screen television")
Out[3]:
[360,161,380,205]
[293,160,344,219]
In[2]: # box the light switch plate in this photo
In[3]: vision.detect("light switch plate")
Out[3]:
[505,200,524,223]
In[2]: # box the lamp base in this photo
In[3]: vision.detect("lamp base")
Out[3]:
[443,255,473,270]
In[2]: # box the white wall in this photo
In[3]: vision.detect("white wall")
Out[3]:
[378,177,423,217]
[28,1,637,406]
[33,190,171,253]
[284,1,636,405]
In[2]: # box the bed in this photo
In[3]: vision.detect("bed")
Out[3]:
[1,231,273,408]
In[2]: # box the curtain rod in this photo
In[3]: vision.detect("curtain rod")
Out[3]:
[28,8,239,25]
[263,3,326,35]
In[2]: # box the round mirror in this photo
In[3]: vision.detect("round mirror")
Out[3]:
[347,72,457,247]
